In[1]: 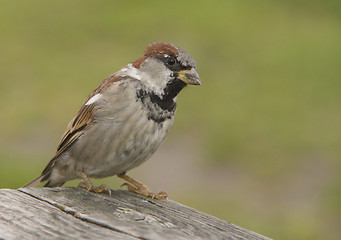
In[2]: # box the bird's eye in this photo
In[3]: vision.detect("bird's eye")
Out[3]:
[167,56,176,66]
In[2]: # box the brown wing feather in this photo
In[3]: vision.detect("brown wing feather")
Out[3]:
[41,103,94,177]
[55,104,94,157]
[41,73,123,177]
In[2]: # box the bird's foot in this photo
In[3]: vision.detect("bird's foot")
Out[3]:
[78,172,111,196]
[78,182,111,195]
[120,182,168,200]
[118,173,168,200]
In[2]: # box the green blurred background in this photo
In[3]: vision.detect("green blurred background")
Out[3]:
[1,0,340,239]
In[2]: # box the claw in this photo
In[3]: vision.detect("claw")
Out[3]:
[78,172,111,196]
[153,191,168,200]
[118,173,168,200]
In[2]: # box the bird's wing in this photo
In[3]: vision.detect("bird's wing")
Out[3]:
[41,73,123,177]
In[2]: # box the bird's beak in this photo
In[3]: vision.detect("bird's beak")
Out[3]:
[178,68,201,86]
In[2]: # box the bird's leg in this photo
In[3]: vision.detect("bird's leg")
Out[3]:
[78,172,111,196]
[117,172,168,200]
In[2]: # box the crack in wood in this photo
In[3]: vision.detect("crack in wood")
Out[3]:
[7,187,272,240]
[18,189,144,239]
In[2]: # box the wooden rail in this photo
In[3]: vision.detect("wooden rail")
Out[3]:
[0,187,271,239]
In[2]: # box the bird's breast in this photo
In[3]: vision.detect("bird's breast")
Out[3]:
[69,85,175,177]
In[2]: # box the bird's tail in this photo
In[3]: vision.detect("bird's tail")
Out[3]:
[23,158,63,187]
[23,170,66,188]
[23,175,45,187]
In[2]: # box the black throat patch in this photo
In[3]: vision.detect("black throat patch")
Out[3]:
[136,79,186,123]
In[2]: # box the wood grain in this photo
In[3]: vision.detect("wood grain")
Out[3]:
[0,188,271,240]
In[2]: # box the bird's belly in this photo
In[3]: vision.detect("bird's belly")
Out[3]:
[70,114,174,178]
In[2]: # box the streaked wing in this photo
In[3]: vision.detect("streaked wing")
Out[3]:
[55,103,94,158]
[55,73,123,158]
[42,73,123,176]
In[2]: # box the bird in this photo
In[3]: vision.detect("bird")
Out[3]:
[24,42,201,199]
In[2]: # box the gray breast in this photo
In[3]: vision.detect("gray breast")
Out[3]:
[68,82,175,178]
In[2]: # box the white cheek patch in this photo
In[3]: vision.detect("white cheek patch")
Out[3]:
[119,63,142,80]
[138,58,173,96]
[85,93,102,105]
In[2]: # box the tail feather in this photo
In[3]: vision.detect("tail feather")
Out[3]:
[24,157,67,187]
[24,173,66,187]
[23,175,45,187]
[44,179,65,187]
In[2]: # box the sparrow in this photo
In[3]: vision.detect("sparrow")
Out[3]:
[24,42,201,199]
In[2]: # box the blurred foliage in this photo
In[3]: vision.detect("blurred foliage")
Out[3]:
[1,0,341,239]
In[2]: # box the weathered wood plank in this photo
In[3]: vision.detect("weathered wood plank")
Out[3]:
[0,188,271,240]
[0,189,135,239]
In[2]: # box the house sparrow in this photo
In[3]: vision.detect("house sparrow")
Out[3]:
[24,42,201,199]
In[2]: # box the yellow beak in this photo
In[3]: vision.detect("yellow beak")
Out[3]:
[178,68,201,85]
